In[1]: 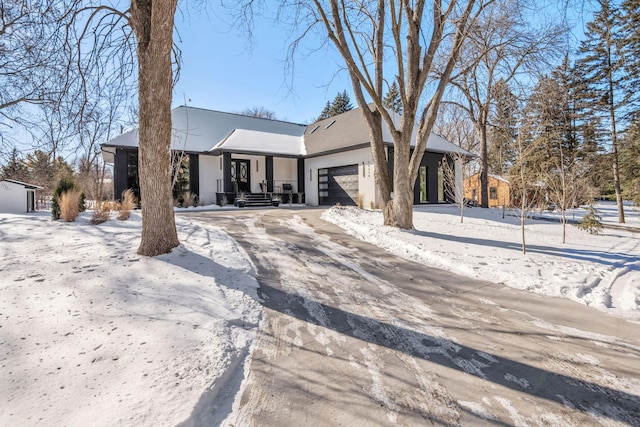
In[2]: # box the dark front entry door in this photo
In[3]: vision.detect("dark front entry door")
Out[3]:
[231,159,251,193]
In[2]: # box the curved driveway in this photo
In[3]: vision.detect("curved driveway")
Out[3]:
[182,208,640,426]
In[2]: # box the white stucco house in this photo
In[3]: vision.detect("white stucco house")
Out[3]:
[101,105,470,207]
[0,179,42,213]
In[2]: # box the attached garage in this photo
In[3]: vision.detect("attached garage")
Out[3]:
[318,164,359,206]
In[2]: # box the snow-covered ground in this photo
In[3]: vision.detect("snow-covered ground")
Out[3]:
[2,201,638,425]
[323,202,640,319]
[0,211,261,426]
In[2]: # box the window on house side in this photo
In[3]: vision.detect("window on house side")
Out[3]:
[490,187,497,200]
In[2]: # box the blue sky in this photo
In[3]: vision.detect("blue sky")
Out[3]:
[172,5,352,125]
[171,2,593,126]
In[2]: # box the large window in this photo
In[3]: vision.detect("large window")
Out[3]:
[126,151,140,199]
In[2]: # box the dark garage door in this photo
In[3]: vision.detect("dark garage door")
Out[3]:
[318,165,359,206]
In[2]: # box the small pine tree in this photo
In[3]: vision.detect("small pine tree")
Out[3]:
[317,101,332,121]
[575,204,603,235]
[318,90,354,121]
[383,81,403,114]
[330,90,353,116]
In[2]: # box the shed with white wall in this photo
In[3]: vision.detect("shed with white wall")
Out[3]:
[0,180,42,214]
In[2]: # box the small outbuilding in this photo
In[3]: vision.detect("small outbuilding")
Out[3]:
[0,179,42,214]
[464,173,511,208]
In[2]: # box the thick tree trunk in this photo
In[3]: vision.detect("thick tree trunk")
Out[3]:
[385,136,414,228]
[130,0,180,256]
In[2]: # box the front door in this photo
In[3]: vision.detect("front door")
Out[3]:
[231,159,250,193]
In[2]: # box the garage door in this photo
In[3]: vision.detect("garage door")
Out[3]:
[318,165,359,206]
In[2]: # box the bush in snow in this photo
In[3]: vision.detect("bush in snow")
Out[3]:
[575,204,603,235]
[91,201,112,224]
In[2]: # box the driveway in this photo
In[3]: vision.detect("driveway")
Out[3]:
[182,208,640,426]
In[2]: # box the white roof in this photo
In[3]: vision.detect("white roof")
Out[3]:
[488,174,510,183]
[1,179,43,190]
[102,106,472,160]
[103,106,307,153]
[213,129,305,157]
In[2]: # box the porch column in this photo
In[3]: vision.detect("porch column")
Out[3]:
[297,158,305,194]
[223,152,233,193]
[266,156,274,192]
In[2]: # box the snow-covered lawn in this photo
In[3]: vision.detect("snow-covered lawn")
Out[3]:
[2,201,638,425]
[323,202,640,319]
[0,211,261,426]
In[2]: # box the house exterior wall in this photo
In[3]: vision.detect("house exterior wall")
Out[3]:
[0,181,29,213]
[304,148,376,207]
[198,155,223,206]
[273,158,298,193]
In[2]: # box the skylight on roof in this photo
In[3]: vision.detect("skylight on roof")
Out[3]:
[309,125,319,134]
[324,120,336,129]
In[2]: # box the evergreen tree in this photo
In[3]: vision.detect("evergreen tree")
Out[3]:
[317,101,332,121]
[619,119,640,205]
[575,0,627,222]
[329,90,353,116]
[383,81,402,114]
[317,91,354,121]
[488,79,518,175]
[23,150,55,192]
[0,148,29,182]
[575,203,604,235]
[621,0,640,114]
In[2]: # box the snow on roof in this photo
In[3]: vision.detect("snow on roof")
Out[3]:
[102,105,471,160]
[212,129,306,157]
[102,106,307,154]
[1,179,43,190]
[417,132,474,156]
[488,174,510,183]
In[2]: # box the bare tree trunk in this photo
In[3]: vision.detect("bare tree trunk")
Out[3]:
[479,118,489,209]
[387,132,414,228]
[130,0,180,256]
[609,98,625,224]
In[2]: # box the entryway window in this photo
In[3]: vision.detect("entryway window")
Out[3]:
[419,166,427,203]
[438,166,444,202]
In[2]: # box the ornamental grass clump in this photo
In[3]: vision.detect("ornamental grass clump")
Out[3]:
[59,189,82,222]
[91,201,112,224]
[118,189,137,220]
[51,177,85,220]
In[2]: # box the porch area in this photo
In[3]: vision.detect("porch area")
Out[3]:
[215,186,305,207]
[213,152,305,207]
